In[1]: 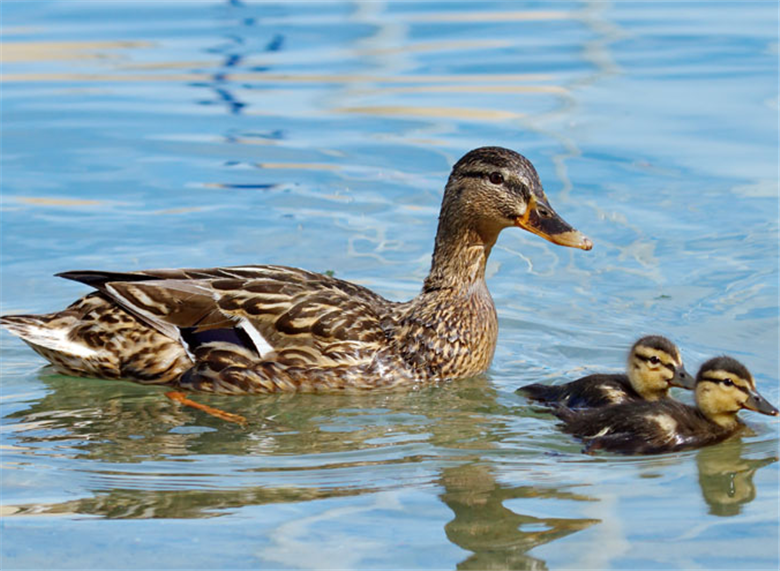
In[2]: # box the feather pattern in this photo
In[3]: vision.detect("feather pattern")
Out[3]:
[556,399,735,455]
[555,356,778,455]
[518,335,693,409]
[1,147,592,394]
[520,374,638,408]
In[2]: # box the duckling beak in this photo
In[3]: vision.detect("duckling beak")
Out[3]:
[743,389,780,416]
[671,366,696,390]
[514,195,593,250]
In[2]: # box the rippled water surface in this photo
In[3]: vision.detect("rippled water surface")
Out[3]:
[1,2,778,569]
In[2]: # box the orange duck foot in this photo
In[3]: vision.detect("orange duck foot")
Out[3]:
[165,391,248,426]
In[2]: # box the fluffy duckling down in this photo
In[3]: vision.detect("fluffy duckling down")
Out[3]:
[556,356,778,455]
[517,335,695,409]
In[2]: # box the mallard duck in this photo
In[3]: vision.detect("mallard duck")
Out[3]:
[2,147,592,394]
[517,335,695,408]
[556,356,779,455]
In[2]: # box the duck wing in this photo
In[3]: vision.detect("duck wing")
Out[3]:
[58,265,394,358]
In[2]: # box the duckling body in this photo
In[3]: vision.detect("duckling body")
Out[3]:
[2,147,592,394]
[557,356,779,455]
[518,336,694,409]
[557,399,733,455]
[520,373,643,409]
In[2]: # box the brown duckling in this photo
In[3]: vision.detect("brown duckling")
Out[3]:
[1,147,592,394]
[557,356,779,455]
[517,335,695,409]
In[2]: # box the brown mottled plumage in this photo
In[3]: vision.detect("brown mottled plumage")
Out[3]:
[517,335,695,408]
[1,147,592,394]
[557,356,779,455]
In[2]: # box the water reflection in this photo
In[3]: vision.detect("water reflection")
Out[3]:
[5,484,371,520]
[6,371,777,528]
[695,439,777,517]
[3,370,600,567]
[440,462,598,570]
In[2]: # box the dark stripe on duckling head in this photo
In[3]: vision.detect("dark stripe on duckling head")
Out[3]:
[632,352,675,372]
[697,356,753,389]
[699,375,750,396]
[632,335,680,361]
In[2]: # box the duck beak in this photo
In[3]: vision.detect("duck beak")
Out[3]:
[743,388,779,416]
[514,195,593,251]
[671,366,696,390]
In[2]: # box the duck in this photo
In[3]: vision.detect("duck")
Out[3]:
[556,356,779,455]
[1,147,593,394]
[517,335,695,409]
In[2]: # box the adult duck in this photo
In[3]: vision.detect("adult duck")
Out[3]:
[2,147,592,394]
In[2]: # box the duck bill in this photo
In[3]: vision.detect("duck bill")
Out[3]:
[744,389,780,416]
[670,366,696,390]
[514,196,593,251]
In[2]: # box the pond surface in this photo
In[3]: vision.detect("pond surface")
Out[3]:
[1,1,778,569]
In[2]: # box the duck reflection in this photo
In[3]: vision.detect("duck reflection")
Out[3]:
[439,462,598,570]
[695,439,777,517]
[6,484,371,520]
[4,371,599,569]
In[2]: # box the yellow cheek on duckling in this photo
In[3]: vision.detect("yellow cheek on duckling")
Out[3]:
[734,390,748,408]
[698,384,745,416]
[637,365,671,397]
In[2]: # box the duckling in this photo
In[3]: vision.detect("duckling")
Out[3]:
[1,147,592,394]
[557,356,779,455]
[517,335,695,409]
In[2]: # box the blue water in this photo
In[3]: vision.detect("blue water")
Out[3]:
[1,1,778,569]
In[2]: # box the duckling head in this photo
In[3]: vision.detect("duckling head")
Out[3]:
[627,335,694,400]
[436,147,593,253]
[695,356,779,429]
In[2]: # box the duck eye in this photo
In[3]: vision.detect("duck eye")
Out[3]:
[649,356,660,365]
[488,172,504,185]
[723,378,734,387]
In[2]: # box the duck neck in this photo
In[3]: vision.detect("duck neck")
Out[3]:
[704,410,742,431]
[423,225,496,294]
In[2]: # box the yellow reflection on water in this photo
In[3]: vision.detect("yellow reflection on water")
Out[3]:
[15,197,105,207]
[0,70,558,85]
[1,40,149,63]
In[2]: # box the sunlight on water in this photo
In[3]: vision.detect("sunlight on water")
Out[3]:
[1,1,778,569]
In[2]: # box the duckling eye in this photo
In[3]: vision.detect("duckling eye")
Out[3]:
[649,356,660,365]
[488,172,504,185]
[723,378,734,387]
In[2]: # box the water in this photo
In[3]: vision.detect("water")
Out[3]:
[1,1,778,569]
